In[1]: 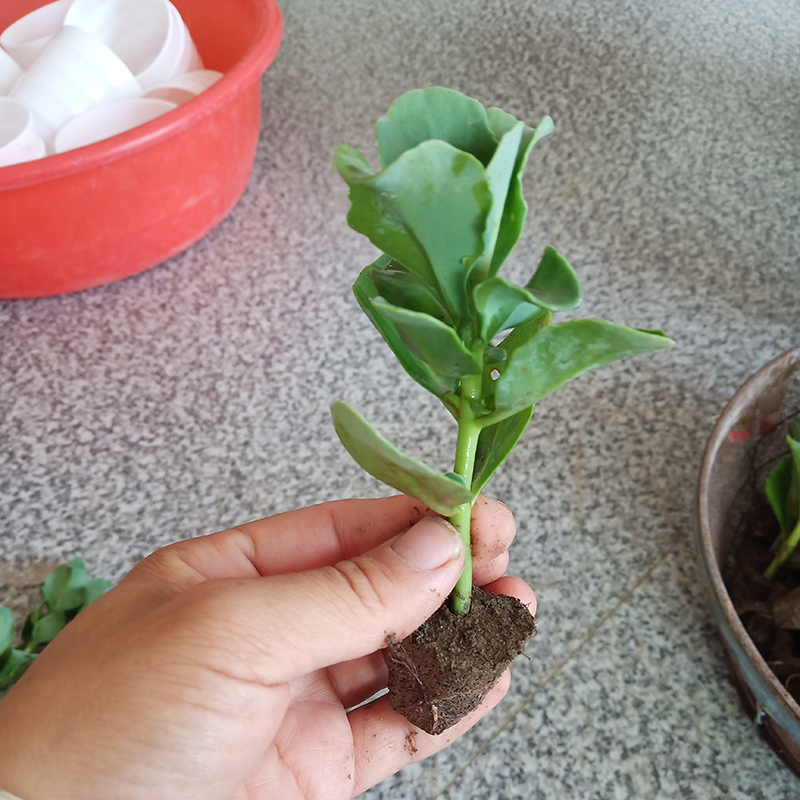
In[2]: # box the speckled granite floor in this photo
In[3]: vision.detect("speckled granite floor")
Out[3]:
[2,0,800,797]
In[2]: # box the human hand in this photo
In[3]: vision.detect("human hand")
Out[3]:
[0,495,535,800]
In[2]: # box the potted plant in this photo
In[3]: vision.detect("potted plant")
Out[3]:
[331,87,674,734]
[696,347,800,774]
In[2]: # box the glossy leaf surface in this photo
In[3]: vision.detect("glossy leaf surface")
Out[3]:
[472,276,543,343]
[334,145,436,289]
[788,428,800,476]
[21,606,40,645]
[331,402,472,516]
[471,405,535,495]
[81,578,112,611]
[0,608,14,654]
[477,121,525,279]
[30,610,66,647]
[369,259,451,323]
[0,649,36,694]
[784,428,800,527]
[485,105,526,142]
[497,310,553,354]
[336,140,492,321]
[526,246,584,311]
[487,112,554,274]
[479,311,552,414]
[767,457,796,536]
[354,264,456,399]
[483,345,508,365]
[42,558,89,613]
[372,298,481,378]
[490,320,674,422]
[764,427,800,580]
[376,87,497,168]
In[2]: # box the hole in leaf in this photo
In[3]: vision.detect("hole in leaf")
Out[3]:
[490,369,500,381]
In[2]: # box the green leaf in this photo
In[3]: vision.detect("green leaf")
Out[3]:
[787,429,800,521]
[336,140,493,322]
[485,105,526,142]
[766,428,800,563]
[472,276,545,343]
[787,428,800,473]
[0,607,15,654]
[483,345,508,366]
[354,264,456,399]
[80,579,112,611]
[480,311,552,413]
[21,605,42,646]
[525,246,583,312]
[372,298,482,378]
[30,610,67,648]
[444,472,468,488]
[767,458,795,536]
[477,121,525,279]
[497,309,553,355]
[331,402,472,516]
[369,259,451,323]
[42,558,89,613]
[471,405,535,495]
[488,320,675,423]
[487,113,554,275]
[334,145,437,290]
[0,649,36,693]
[375,87,497,168]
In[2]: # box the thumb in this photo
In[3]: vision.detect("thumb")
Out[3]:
[201,515,465,685]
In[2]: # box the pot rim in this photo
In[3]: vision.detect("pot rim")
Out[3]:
[696,347,800,736]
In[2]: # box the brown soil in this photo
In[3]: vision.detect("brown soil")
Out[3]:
[728,495,800,702]
[385,586,536,735]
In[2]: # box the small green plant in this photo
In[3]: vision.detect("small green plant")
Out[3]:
[764,421,800,580]
[0,558,110,696]
[331,88,674,614]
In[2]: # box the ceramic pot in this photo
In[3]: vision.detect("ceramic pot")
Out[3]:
[696,347,800,775]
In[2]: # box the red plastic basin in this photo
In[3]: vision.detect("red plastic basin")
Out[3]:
[0,0,282,299]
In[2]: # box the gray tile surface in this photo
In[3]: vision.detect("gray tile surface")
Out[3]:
[440,537,800,800]
[2,0,800,796]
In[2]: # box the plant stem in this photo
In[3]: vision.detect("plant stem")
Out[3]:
[765,519,800,580]
[449,374,483,614]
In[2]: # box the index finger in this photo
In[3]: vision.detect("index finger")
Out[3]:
[130,495,516,595]
[232,494,515,576]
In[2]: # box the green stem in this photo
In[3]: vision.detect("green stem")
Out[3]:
[449,374,483,614]
[765,518,800,580]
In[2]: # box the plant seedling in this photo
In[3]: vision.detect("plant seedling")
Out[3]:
[764,421,800,580]
[331,87,675,616]
[0,558,110,696]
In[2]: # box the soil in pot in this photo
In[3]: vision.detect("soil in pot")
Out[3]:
[728,495,800,702]
[385,586,536,735]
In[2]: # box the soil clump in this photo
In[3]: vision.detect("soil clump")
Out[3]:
[728,496,800,701]
[386,586,536,735]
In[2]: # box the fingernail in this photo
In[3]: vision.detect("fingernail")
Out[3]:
[392,517,463,570]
